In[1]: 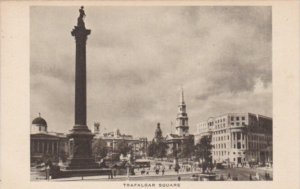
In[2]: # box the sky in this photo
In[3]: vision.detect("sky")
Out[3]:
[30,6,272,140]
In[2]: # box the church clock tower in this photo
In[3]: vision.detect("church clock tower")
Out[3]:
[175,88,189,136]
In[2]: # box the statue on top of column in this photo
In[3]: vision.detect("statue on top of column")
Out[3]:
[77,6,86,28]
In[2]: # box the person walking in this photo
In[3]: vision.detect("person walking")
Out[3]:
[227,173,231,180]
[178,176,181,181]
[255,172,260,180]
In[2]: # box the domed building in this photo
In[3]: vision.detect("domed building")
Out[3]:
[154,123,163,142]
[30,113,69,163]
[31,113,47,133]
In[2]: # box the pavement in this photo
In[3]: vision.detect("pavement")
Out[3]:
[32,166,273,181]
[50,170,202,181]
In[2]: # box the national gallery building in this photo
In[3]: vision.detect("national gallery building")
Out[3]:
[30,114,69,163]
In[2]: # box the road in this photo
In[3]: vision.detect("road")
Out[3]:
[215,167,273,181]
[32,167,272,181]
[100,167,272,181]
[108,173,196,181]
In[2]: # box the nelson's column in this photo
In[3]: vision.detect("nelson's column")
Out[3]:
[65,6,98,169]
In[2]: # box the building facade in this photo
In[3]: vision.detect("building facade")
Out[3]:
[166,88,194,157]
[93,124,148,159]
[30,114,69,163]
[195,113,272,166]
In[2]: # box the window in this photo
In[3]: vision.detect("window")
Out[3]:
[233,152,236,154]
[233,158,235,161]
[242,144,245,149]
[231,117,234,121]
[234,144,236,148]
[237,142,241,149]
[236,117,239,121]
[237,133,241,140]
[242,117,245,120]
[228,136,229,140]
[236,122,240,126]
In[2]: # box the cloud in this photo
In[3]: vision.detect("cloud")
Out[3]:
[30,6,272,139]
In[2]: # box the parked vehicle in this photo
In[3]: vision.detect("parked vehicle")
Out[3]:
[216,163,225,169]
[134,159,151,168]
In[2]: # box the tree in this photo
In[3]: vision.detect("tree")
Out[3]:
[156,140,169,158]
[178,138,195,159]
[147,122,169,158]
[116,140,132,156]
[194,136,213,172]
[92,138,108,160]
[147,140,169,158]
[147,142,156,157]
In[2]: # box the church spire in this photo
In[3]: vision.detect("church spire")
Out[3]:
[180,86,185,105]
[176,87,189,136]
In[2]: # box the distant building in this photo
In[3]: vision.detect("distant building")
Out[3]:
[93,124,148,159]
[165,88,194,157]
[153,122,163,142]
[30,114,69,163]
[195,113,272,166]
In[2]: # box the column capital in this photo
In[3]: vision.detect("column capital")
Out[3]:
[71,26,91,38]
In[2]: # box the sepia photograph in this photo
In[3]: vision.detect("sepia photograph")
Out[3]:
[29,6,273,182]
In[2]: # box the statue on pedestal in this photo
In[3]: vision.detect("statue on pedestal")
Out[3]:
[77,6,86,28]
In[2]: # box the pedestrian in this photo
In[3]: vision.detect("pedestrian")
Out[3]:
[265,172,270,180]
[162,167,165,176]
[250,174,253,181]
[220,174,224,181]
[178,176,181,181]
[255,172,260,180]
[227,173,231,180]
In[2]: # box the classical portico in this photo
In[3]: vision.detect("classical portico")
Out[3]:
[30,115,69,163]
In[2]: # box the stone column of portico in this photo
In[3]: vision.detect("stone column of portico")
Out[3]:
[230,132,233,149]
[52,142,54,154]
[57,142,59,154]
[65,7,98,170]
[36,140,39,153]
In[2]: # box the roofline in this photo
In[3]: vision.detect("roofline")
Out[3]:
[197,112,273,124]
[257,114,272,120]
